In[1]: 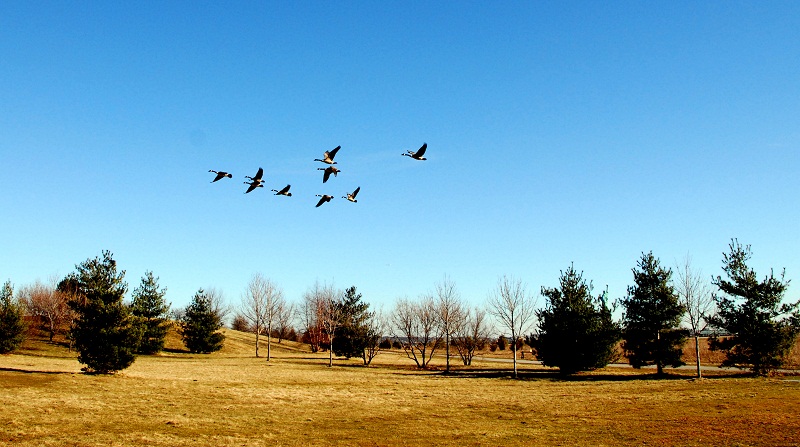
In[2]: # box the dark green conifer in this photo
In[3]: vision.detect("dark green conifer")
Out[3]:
[708,240,800,376]
[534,264,621,374]
[0,280,27,354]
[621,252,687,376]
[180,289,225,353]
[68,251,141,374]
[130,271,171,355]
[332,286,373,360]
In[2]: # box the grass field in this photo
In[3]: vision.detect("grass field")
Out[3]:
[2,330,800,447]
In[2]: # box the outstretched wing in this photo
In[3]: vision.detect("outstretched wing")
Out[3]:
[415,143,427,157]
[245,182,258,193]
[253,167,264,181]
[322,168,331,183]
[315,196,327,207]
[351,186,360,198]
[326,146,341,160]
[277,184,291,195]
[212,172,226,182]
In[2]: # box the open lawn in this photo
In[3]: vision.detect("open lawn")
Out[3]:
[2,330,799,447]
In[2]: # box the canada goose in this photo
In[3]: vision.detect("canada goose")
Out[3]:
[402,143,427,160]
[244,181,264,194]
[245,167,265,183]
[272,184,292,197]
[315,194,333,207]
[208,170,233,182]
[343,186,360,203]
[314,146,341,164]
[318,166,340,183]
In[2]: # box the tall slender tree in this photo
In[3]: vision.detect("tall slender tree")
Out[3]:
[435,276,465,373]
[68,251,141,374]
[621,252,687,376]
[708,240,800,376]
[675,254,714,378]
[130,271,170,355]
[0,280,27,354]
[487,275,536,378]
[534,265,620,374]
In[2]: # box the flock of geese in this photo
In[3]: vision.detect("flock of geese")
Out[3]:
[208,143,427,207]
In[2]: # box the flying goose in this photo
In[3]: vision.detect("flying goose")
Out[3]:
[343,186,360,203]
[318,166,341,183]
[315,194,333,207]
[208,170,233,182]
[244,180,264,194]
[245,167,265,183]
[314,146,341,164]
[272,184,292,197]
[402,143,427,160]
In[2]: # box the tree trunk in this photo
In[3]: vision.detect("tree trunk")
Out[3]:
[267,322,272,362]
[512,342,518,379]
[255,326,260,358]
[328,336,333,367]
[694,334,702,379]
[445,333,450,372]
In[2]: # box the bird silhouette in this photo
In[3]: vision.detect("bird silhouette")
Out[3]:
[272,184,292,197]
[343,186,360,203]
[318,166,340,183]
[208,170,233,182]
[315,194,333,207]
[245,167,264,183]
[244,181,264,194]
[402,143,427,160]
[314,146,341,164]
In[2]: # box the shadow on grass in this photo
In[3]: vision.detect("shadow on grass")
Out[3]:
[434,368,752,382]
[0,366,75,376]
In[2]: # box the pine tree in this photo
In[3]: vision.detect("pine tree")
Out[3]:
[130,271,171,355]
[708,240,800,376]
[0,280,27,354]
[332,286,372,360]
[180,289,225,353]
[68,251,141,374]
[621,252,687,376]
[534,265,621,374]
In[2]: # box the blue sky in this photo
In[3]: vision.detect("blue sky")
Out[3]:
[2,2,798,318]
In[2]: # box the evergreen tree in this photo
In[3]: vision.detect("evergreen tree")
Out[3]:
[708,240,800,376]
[180,289,225,353]
[621,252,688,376]
[332,286,372,360]
[130,271,171,355]
[534,265,621,374]
[0,280,27,354]
[68,251,141,374]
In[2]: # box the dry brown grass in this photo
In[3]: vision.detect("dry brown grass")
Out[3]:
[2,330,800,447]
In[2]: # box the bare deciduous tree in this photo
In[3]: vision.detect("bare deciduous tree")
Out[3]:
[317,283,341,367]
[362,307,386,366]
[434,276,465,372]
[391,295,441,369]
[275,300,296,343]
[487,275,537,378]
[241,273,284,360]
[301,283,326,353]
[675,254,715,378]
[19,276,73,342]
[453,306,490,366]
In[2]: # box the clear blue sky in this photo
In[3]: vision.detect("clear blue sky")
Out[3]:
[2,2,798,316]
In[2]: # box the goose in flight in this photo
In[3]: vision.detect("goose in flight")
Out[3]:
[244,181,264,194]
[318,166,341,183]
[314,146,341,164]
[315,194,333,207]
[208,170,233,182]
[272,184,292,197]
[402,143,427,160]
[245,167,265,183]
[343,186,360,203]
